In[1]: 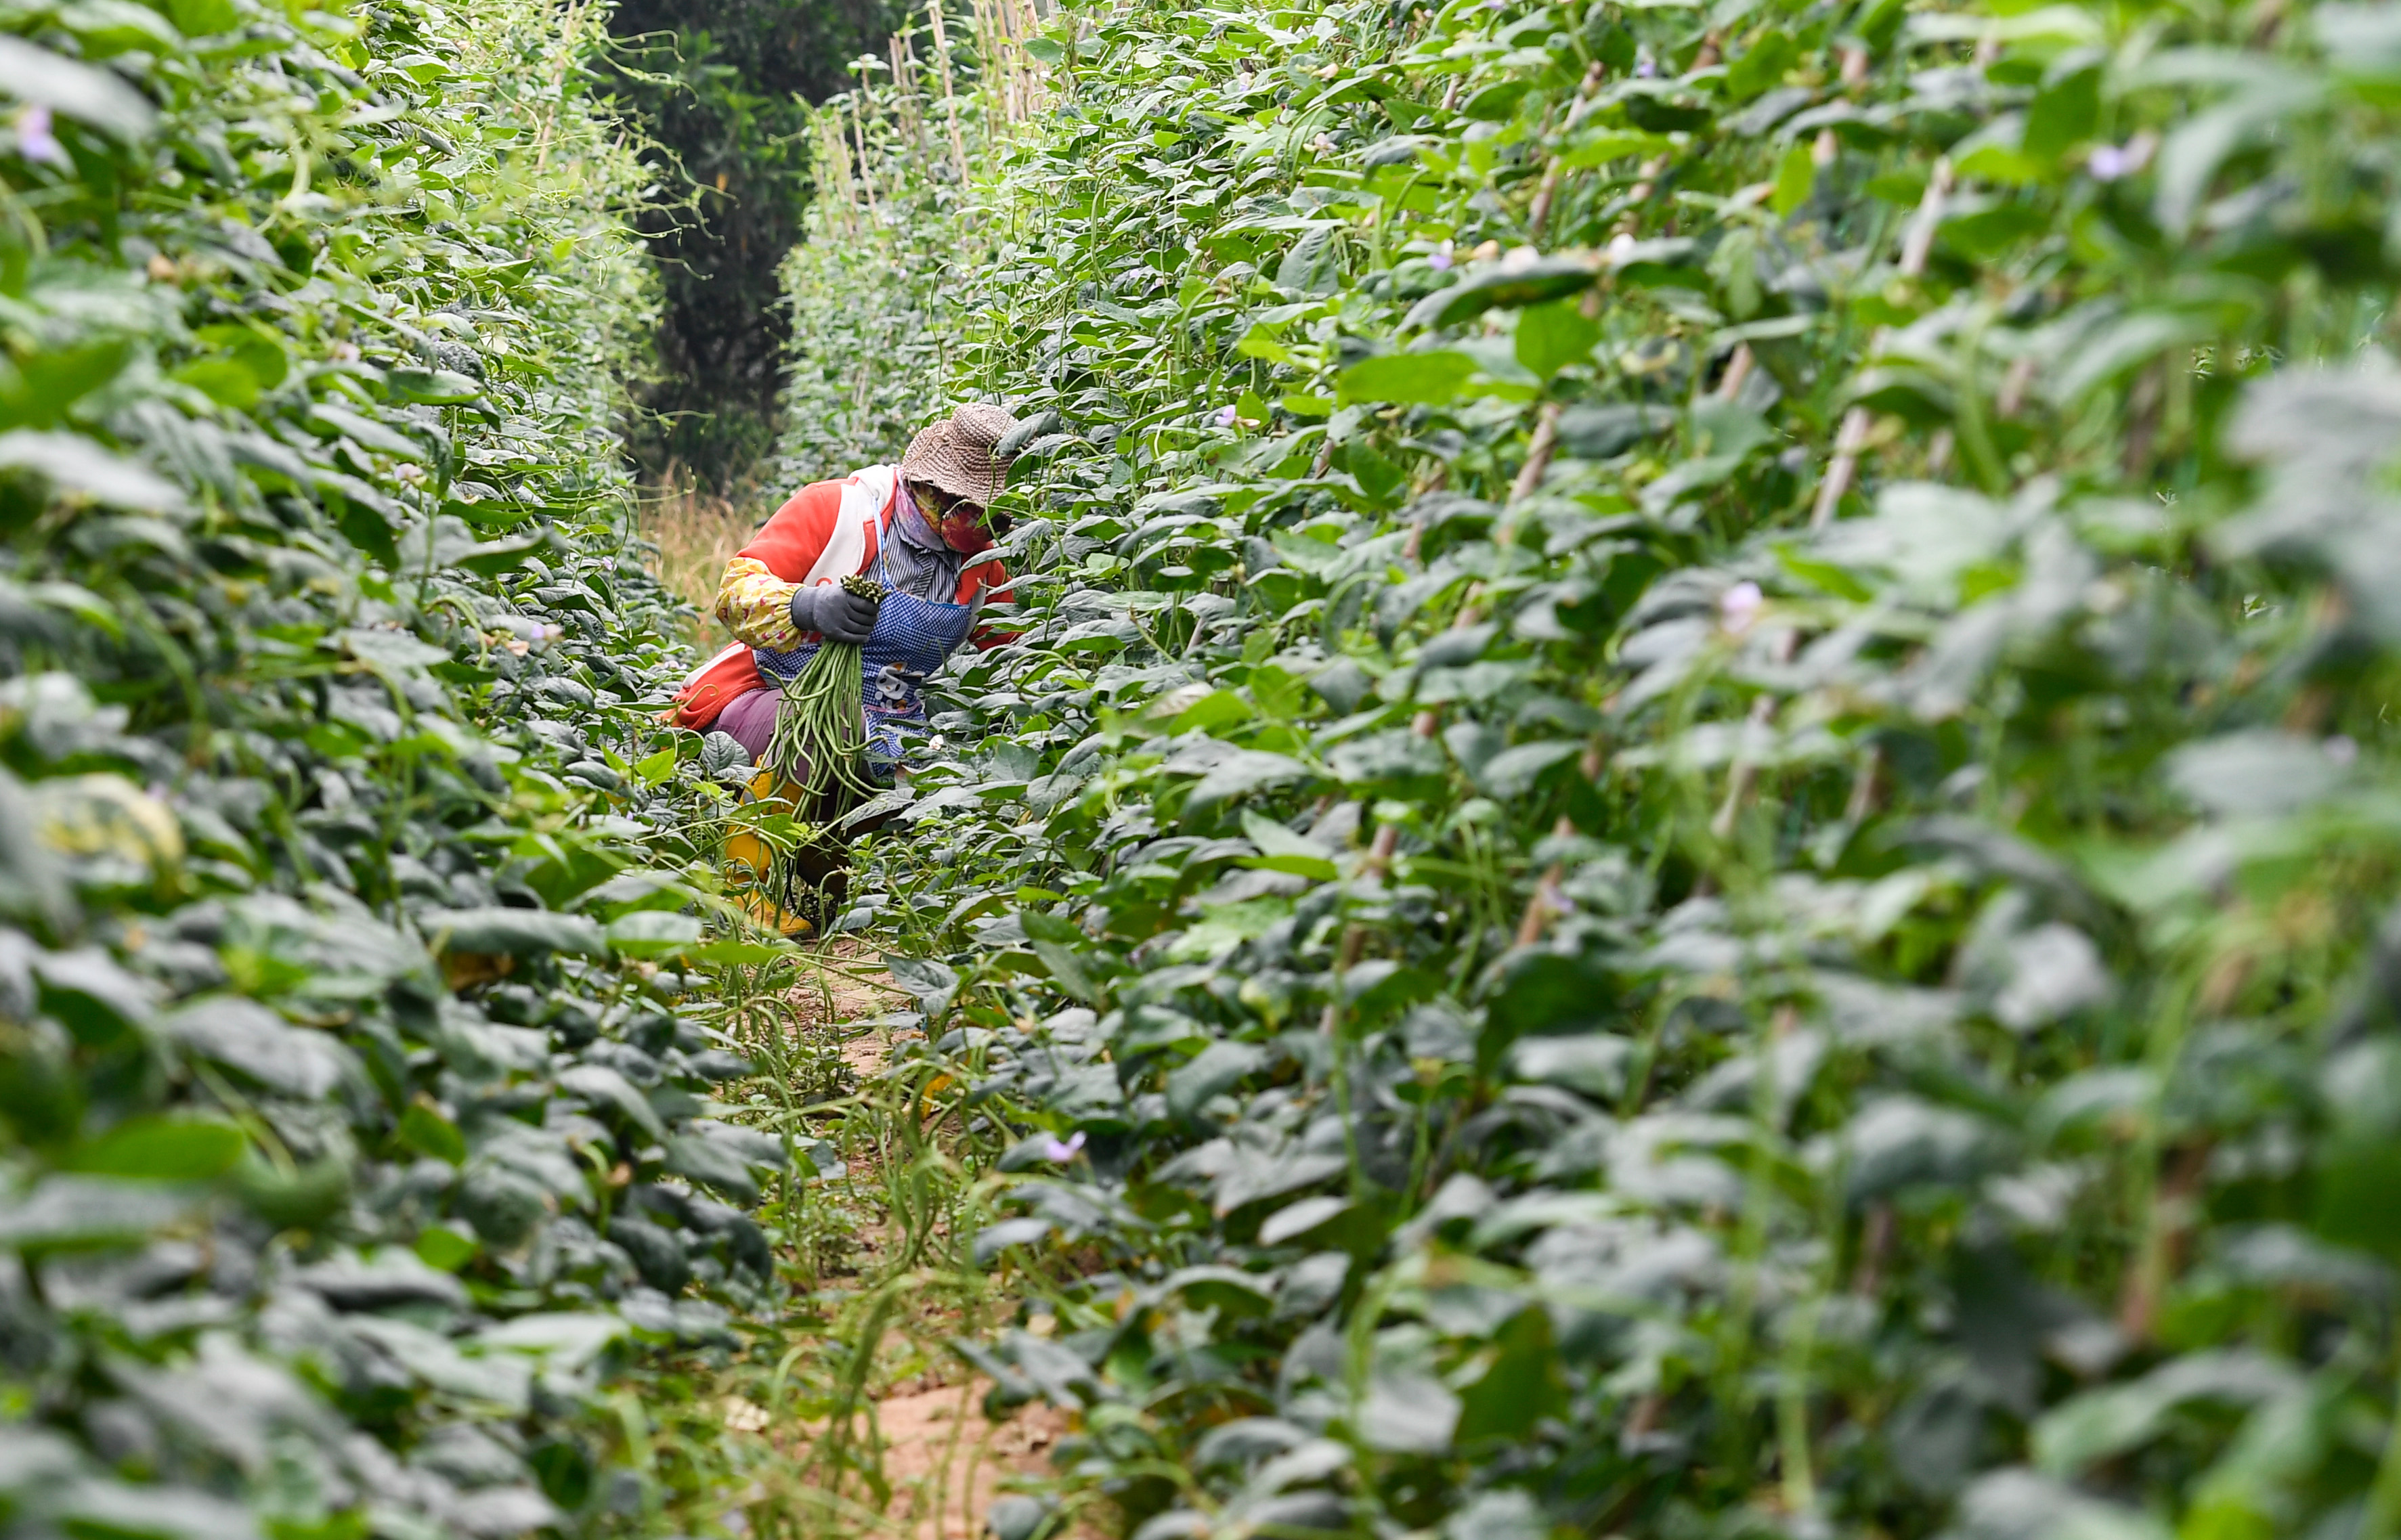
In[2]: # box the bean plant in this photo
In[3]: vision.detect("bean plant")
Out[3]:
[0,1,844,1535]
[782,0,2401,1535]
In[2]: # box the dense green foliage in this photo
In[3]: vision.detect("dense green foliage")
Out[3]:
[609,0,903,485]
[0,1,836,1533]
[785,0,2401,1535]
[775,3,1001,482]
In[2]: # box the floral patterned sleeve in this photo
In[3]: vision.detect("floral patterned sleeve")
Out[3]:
[714,556,801,651]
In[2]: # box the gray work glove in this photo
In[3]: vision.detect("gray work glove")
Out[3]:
[789,582,878,644]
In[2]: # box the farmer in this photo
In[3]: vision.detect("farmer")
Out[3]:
[669,403,1022,777]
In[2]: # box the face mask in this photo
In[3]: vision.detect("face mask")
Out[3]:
[915,485,995,555]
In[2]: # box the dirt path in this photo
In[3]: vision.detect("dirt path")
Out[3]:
[870,1382,1074,1539]
[774,942,1092,1540]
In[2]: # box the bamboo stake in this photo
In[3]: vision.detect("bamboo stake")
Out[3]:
[817,113,859,236]
[1502,401,1563,518]
[926,0,970,182]
[889,34,925,152]
[849,97,882,223]
[1016,0,1050,114]
[966,0,1002,123]
[1716,343,1755,402]
[1811,158,1952,529]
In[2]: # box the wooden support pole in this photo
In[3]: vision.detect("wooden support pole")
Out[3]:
[849,97,881,223]
[926,0,970,182]
[1812,160,1951,528]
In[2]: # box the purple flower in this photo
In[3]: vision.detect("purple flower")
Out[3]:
[16,106,64,167]
[1041,1130,1087,1162]
[1635,53,1658,78]
[1214,403,1238,428]
[1427,246,1454,271]
[2086,135,2154,182]
[1719,580,1763,631]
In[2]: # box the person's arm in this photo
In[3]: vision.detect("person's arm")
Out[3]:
[963,559,1021,651]
[713,482,844,649]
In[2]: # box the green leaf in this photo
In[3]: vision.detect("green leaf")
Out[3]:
[1335,350,1479,405]
[1506,1033,1634,1097]
[2152,76,2321,237]
[1557,127,1674,169]
[1725,29,1795,100]
[1771,141,1816,217]
[420,906,607,956]
[413,1223,479,1271]
[884,954,961,1020]
[556,1064,666,1139]
[1166,1040,1266,1119]
[173,358,263,411]
[1513,299,1599,380]
[0,35,156,138]
[0,1175,198,1249]
[2032,1352,2301,1475]
[1404,257,1599,330]
[167,0,238,34]
[1031,939,1098,1003]
[0,431,187,514]
[605,910,704,957]
[399,1101,467,1165]
[1358,1366,1460,1454]
[231,1151,350,1231]
[687,938,794,965]
[1185,747,1313,810]
[665,1132,762,1204]
[67,1117,245,1179]
[307,403,429,464]
[387,368,484,405]
[1453,1306,1565,1443]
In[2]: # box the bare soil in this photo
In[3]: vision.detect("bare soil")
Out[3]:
[773,943,1095,1539]
[868,1381,1074,1540]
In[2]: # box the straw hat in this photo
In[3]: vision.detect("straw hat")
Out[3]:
[899,403,1022,505]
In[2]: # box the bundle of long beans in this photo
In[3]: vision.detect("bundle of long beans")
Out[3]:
[766,573,886,804]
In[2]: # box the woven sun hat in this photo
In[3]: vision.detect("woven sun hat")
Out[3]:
[899,402,1023,505]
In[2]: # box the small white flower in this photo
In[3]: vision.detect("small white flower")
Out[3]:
[15,106,64,167]
[1719,580,1764,631]
[2325,734,2359,768]
[2085,134,2155,182]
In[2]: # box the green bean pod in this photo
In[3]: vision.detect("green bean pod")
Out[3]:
[765,575,888,804]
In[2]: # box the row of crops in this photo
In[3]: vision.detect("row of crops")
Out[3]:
[0,0,836,1533]
[785,0,2401,1534]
